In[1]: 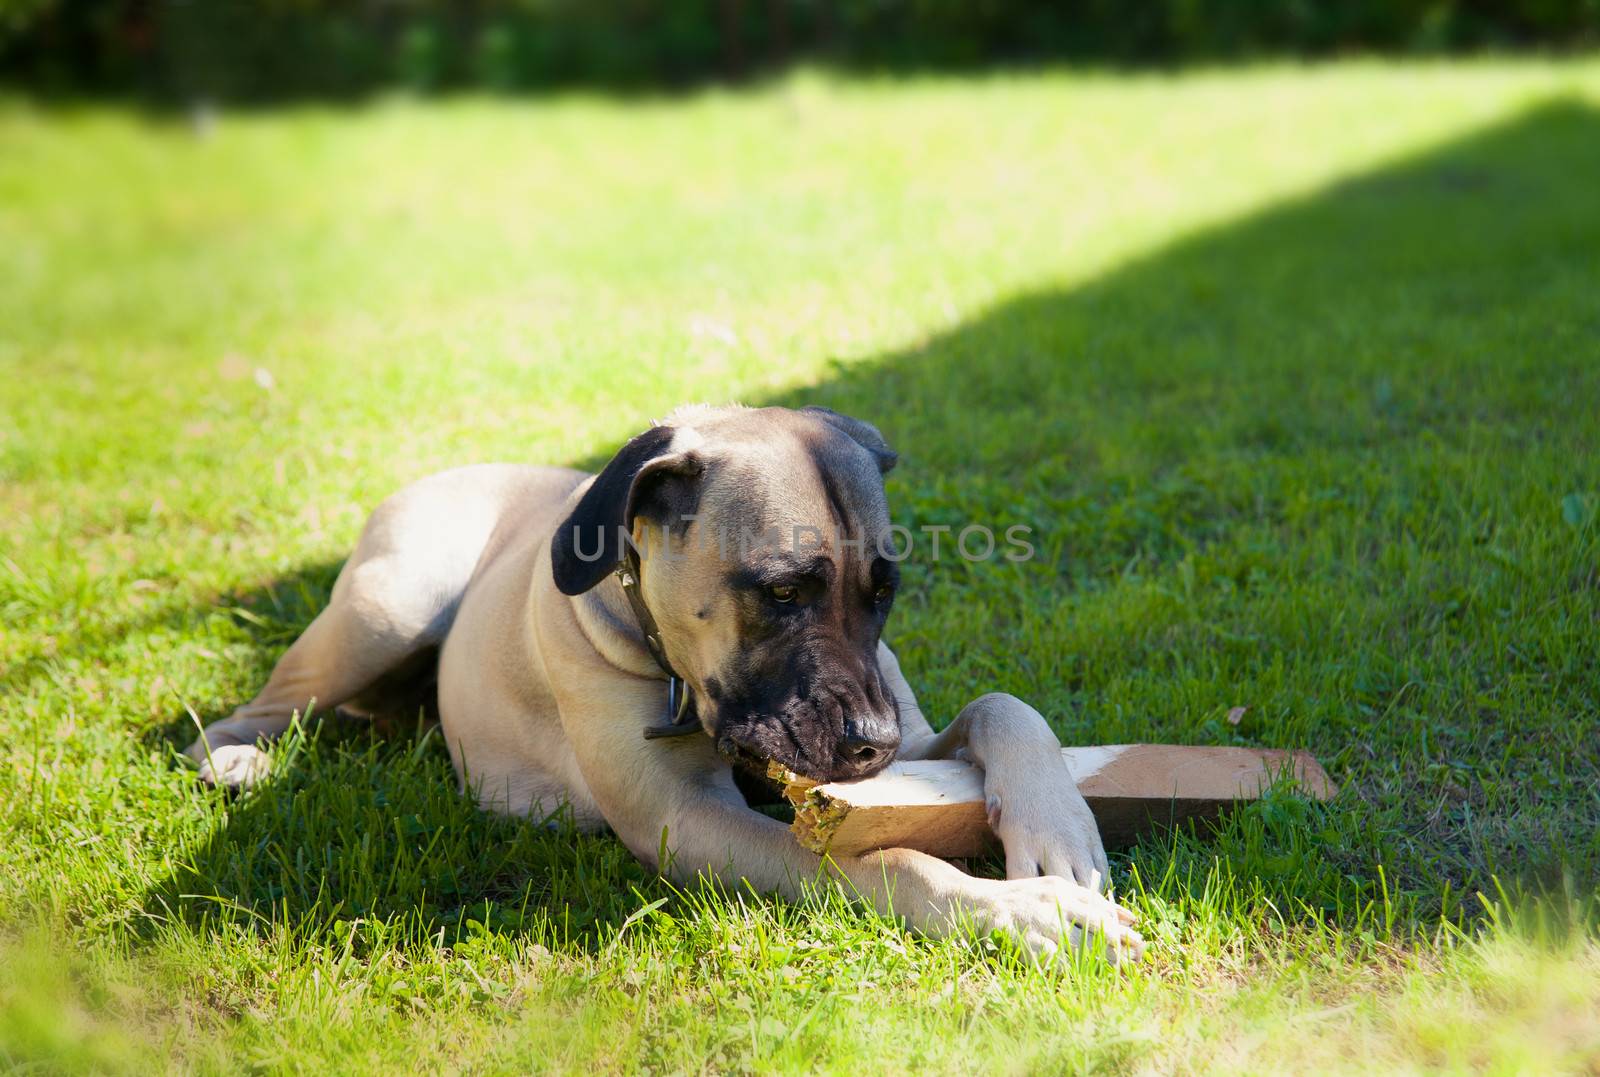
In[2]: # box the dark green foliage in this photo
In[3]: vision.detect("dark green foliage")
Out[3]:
[5,0,1600,102]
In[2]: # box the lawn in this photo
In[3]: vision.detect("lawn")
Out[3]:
[2,59,1599,1072]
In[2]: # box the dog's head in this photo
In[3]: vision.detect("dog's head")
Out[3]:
[551,404,902,782]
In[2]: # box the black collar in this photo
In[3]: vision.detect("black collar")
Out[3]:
[615,545,699,739]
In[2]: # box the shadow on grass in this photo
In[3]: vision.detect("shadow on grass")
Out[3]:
[142,100,1600,951]
[770,98,1600,924]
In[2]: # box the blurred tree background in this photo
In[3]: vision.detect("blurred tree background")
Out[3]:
[3,0,1598,102]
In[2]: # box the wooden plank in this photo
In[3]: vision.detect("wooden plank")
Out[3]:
[774,744,1335,858]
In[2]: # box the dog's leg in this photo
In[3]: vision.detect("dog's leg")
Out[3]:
[183,562,443,787]
[556,670,1141,962]
[184,465,549,788]
[658,782,1140,963]
[880,645,1110,891]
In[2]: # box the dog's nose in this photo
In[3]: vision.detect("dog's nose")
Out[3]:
[841,735,888,767]
[838,724,898,774]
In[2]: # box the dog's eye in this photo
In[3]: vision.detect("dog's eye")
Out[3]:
[873,583,895,603]
[769,584,798,604]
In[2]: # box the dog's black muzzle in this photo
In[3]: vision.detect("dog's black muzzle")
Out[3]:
[712,674,900,783]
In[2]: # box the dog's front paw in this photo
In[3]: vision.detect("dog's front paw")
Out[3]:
[966,874,1144,964]
[193,743,273,789]
[986,759,1110,891]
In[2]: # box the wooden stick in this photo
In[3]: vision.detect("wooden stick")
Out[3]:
[772,745,1336,858]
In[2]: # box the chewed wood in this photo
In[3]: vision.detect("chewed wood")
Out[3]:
[776,744,1336,858]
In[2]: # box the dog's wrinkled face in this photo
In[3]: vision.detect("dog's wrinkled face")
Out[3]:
[551,405,903,782]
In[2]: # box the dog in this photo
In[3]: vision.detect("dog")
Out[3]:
[185,404,1142,960]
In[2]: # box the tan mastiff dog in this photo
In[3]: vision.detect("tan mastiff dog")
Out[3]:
[185,404,1142,960]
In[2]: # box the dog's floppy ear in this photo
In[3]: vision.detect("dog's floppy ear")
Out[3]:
[802,405,897,474]
[551,425,704,595]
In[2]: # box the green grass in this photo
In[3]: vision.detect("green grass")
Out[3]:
[3,59,1600,1072]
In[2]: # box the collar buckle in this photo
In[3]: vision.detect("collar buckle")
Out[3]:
[616,555,700,739]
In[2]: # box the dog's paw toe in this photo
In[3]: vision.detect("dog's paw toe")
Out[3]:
[979,875,1145,965]
[195,744,272,789]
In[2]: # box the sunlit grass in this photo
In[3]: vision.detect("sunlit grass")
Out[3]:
[2,58,1599,1072]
